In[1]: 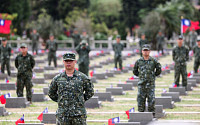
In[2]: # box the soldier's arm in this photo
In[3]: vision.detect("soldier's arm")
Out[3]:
[83,78,94,101]
[48,78,58,102]
[8,47,11,57]
[15,56,18,68]
[30,56,35,69]
[193,47,196,54]
[133,61,139,76]
[45,42,49,50]
[86,45,91,52]
[172,49,176,62]
[55,41,58,51]
[75,44,81,53]
[155,60,162,76]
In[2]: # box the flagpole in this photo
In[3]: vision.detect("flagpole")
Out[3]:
[181,16,183,35]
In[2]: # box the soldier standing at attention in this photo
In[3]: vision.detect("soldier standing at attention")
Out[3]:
[172,35,189,88]
[71,28,81,48]
[30,29,39,55]
[133,44,162,115]
[48,52,94,125]
[76,40,91,76]
[112,35,124,70]
[193,38,200,73]
[139,33,148,57]
[15,43,35,104]
[156,31,165,55]
[46,34,58,68]
[0,38,11,76]
[188,29,198,49]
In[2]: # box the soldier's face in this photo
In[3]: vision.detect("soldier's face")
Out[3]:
[50,36,54,41]
[177,39,183,46]
[116,38,120,43]
[63,60,77,70]
[197,42,200,46]
[33,30,37,34]
[142,50,150,56]
[141,35,145,39]
[20,47,28,53]
[2,40,7,45]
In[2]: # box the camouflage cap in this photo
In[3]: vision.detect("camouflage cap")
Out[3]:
[49,33,54,37]
[178,35,183,40]
[81,40,87,44]
[197,38,200,42]
[2,37,7,41]
[20,43,27,48]
[116,35,121,38]
[63,52,76,60]
[142,44,151,51]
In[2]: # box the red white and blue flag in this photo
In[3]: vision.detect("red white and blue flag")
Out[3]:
[181,19,200,34]
[5,78,9,83]
[15,114,25,125]
[172,83,177,88]
[0,93,11,104]
[108,117,120,125]
[125,107,135,119]
[0,19,11,34]
[37,107,48,122]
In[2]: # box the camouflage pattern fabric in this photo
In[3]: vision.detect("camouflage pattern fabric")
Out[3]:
[188,31,198,48]
[156,34,165,54]
[46,39,58,67]
[0,44,11,76]
[31,33,39,54]
[172,46,189,87]
[72,34,81,47]
[80,35,90,45]
[112,43,124,70]
[193,46,200,73]
[56,115,86,125]
[48,70,94,123]
[133,56,162,112]
[139,39,148,57]
[75,44,90,76]
[15,53,35,101]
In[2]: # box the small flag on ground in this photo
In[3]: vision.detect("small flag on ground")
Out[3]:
[0,93,11,104]
[37,107,48,122]
[5,78,9,83]
[125,107,135,119]
[15,114,24,125]
[172,83,177,88]
[108,117,120,125]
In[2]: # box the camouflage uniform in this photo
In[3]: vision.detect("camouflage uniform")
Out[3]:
[139,39,148,57]
[156,34,165,55]
[46,39,58,67]
[31,32,39,54]
[48,53,94,125]
[81,35,90,45]
[76,41,91,76]
[112,42,124,70]
[72,33,81,48]
[133,45,162,112]
[15,44,35,101]
[188,31,198,49]
[0,41,11,76]
[193,45,200,73]
[172,46,189,87]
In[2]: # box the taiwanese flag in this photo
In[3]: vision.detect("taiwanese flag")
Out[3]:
[96,53,99,56]
[190,21,200,31]
[15,114,24,125]
[127,53,131,56]
[108,117,120,125]
[172,83,177,88]
[125,107,135,119]
[0,93,11,104]
[129,76,134,80]
[101,50,104,54]
[5,78,9,83]
[0,19,11,34]
[182,19,191,33]
[37,107,48,122]
[90,70,94,77]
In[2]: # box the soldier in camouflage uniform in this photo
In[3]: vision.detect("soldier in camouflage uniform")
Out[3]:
[0,38,11,76]
[172,35,189,88]
[75,40,91,76]
[72,28,81,47]
[193,38,200,73]
[30,29,39,55]
[133,44,162,114]
[139,33,148,57]
[15,43,35,103]
[188,29,198,49]
[112,35,124,70]
[48,52,94,125]
[46,34,58,67]
[156,31,165,55]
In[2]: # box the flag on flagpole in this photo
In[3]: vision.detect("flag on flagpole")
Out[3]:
[0,19,11,34]
[37,107,48,122]
[181,19,200,34]
[108,117,120,125]
[125,107,135,119]
[15,114,25,125]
